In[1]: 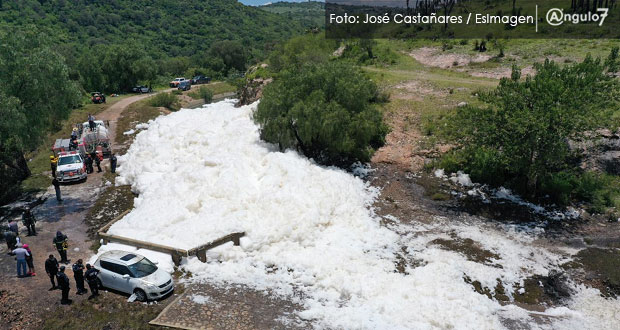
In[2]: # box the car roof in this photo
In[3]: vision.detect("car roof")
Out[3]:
[58,151,81,158]
[98,250,144,265]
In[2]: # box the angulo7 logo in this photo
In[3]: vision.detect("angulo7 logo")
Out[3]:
[546,8,609,27]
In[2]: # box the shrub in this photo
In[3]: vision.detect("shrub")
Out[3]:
[197,86,213,104]
[441,52,619,201]
[254,62,388,166]
[149,92,179,110]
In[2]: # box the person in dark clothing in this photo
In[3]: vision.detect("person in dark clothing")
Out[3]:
[53,231,69,264]
[85,154,94,174]
[4,230,17,254]
[109,154,117,173]
[52,178,62,202]
[45,254,59,290]
[85,264,100,299]
[7,219,18,235]
[91,152,102,173]
[22,208,36,236]
[72,259,87,295]
[69,138,78,151]
[57,266,72,305]
[88,114,96,131]
[50,155,57,178]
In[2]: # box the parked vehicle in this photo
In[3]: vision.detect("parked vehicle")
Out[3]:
[169,77,186,88]
[52,120,111,159]
[56,151,87,183]
[80,120,111,157]
[191,75,211,85]
[94,250,174,302]
[177,80,191,91]
[131,85,152,93]
[91,92,106,104]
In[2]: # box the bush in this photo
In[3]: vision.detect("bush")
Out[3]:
[149,92,179,110]
[440,52,619,203]
[539,172,620,210]
[254,62,388,166]
[197,86,213,104]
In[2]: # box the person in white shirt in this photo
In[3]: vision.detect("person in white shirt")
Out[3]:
[12,243,30,278]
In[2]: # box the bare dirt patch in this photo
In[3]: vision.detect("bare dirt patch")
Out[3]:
[391,80,447,101]
[466,65,536,80]
[410,47,492,69]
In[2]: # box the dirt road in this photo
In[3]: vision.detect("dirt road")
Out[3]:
[0,90,171,329]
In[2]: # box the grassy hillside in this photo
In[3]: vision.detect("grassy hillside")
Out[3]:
[260,1,325,28]
[0,0,305,67]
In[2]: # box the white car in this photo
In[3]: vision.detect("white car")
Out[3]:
[94,250,174,302]
[169,77,186,87]
[56,151,87,183]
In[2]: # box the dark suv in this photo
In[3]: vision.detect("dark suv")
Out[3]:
[177,80,192,91]
[131,85,152,93]
[191,75,211,85]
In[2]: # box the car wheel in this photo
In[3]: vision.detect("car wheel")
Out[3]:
[134,289,147,302]
[96,278,103,289]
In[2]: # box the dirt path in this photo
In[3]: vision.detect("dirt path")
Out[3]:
[100,89,174,147]
[0,90,173,329]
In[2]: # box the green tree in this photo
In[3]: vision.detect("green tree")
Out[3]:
[0,29,81,202]
[443,56,619,198]
[100,43,152,92]
[267,34,338,71]
[197,86,213,104]
[254,62,388,166]
[206,41,247,76]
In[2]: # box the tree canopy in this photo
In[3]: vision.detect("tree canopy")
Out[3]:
[0,30,81,202]
[0,0,306,91]
[255,62,388,166]
[442,53,619,202]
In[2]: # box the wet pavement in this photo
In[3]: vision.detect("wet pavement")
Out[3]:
[0,167,107,329]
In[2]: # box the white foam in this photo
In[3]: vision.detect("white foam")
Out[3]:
[103,100,619,329]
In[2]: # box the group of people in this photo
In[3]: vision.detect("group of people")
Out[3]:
[45,255,101,305]
[6,211,102,305]
[85,152,103,174]
[5,210,37,277]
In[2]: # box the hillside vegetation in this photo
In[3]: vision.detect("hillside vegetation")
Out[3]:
[260,1,325,28]
[252,33,620,215]
[0,0,307,204]
[0,0,305,91]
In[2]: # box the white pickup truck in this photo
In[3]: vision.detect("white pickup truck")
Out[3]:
[56,151,87,183]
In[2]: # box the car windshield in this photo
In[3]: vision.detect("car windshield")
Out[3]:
[127,257,158,278]
[58,155,81,165]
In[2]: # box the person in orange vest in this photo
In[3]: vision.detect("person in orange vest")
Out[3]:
[50,155,58,178]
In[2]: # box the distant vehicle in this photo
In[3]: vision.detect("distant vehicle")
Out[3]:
[131,85,152,93]
[91,92,106,104]
[94,250,174,302]
[56,151,87,183]
[191,75,211,85]
[52,120,111,160]
[169,78,186,88]
[80,120,111,157]
[177,80,192,91]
